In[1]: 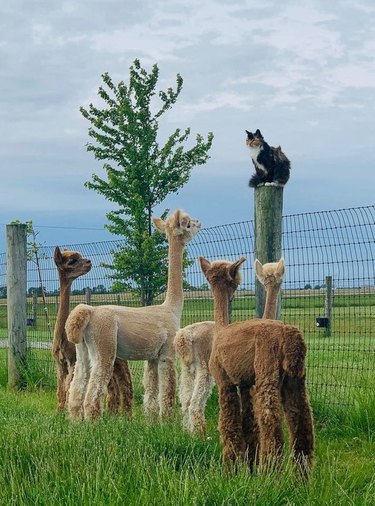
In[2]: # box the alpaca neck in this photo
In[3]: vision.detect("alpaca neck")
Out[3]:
[54,278,72,341]
[164,238,184,315]
[212,290,231,333]
[263,284,280,319]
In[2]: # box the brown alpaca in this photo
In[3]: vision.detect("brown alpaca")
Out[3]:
[53,247,133,416]
[65,210,200,421]
[200,256,314,477]
[174,258,285,436]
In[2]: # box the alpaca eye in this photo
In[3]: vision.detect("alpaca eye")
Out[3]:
[186,221,191,228]
[69,258,78,265]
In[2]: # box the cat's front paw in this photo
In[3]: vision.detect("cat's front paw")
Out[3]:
[265,182,284,187]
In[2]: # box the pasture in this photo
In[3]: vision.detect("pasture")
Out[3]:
[0,291,374,504]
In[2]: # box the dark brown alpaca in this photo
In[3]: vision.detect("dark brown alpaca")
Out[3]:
[53,246,133,416]
[200,256,314,477]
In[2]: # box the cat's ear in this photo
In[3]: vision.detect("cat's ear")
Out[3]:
[245,130,253,139]
[255,129,263,138]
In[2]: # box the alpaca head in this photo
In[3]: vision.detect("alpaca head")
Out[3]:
[199,256,246,301]
[54,246,92,282]
[254,257,285,290]
[152,209,201,245]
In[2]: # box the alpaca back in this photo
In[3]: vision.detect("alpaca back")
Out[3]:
[174,321,215,367]
[65,304,93,344]
[281,324,307,378]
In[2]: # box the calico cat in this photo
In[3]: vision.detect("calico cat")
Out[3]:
[246,129,290,188]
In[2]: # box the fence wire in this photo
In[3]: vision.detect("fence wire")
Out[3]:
[0,205,374,408]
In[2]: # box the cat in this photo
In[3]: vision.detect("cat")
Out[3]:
[245,129,290,188]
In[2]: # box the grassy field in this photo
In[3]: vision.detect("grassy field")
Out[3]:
[0,385,374,505]
[0,291,373,503]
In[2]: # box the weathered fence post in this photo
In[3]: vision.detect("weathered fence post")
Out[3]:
[85,287,92,305]
[254,186,284,318]
[324,276,333,337]
[6,223,28,389]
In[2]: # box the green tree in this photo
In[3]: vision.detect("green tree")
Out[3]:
[81,59,213,305]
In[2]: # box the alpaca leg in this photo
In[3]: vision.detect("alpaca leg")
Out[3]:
[107,374,120,413]
[113,358,133,417]
[64,363,75,408]
[239,384,259,470]
[281,375,314,478]
[143,359,159,421]
[189,366,214,436]
[179,362,195,431]
[56,359,69,411]
[68,343,90,421]
[254,380,284,471]
[218,382,246,467]
[158,354,176,419]
[83,356,115,421]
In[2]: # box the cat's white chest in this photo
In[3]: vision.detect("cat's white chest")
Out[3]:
[248,144,266,174]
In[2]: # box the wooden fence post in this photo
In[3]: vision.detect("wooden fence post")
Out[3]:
[324,276,333,337]
[6,223,28,389]
[254,186,284,318]
[85,287,92,305]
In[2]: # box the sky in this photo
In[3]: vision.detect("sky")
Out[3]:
[1,0,375,252]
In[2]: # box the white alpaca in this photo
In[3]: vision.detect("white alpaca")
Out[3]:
[65,209,200,421]
[174,257,285,435]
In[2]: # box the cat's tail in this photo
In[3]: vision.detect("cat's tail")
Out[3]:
[249,173,264,188]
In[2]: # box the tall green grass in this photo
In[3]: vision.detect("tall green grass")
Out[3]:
[0,388,374,505]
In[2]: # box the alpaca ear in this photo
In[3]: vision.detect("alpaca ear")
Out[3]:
[199,256,211,277]
[152,217,166,234]
[276,257,285,277]
[254,259,263,280]
[54,246,63,267]
[229,257,246,279]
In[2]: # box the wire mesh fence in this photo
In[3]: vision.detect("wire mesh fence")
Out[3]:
[0,205,374,408]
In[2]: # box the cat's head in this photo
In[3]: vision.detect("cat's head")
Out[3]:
[245,129,263,148]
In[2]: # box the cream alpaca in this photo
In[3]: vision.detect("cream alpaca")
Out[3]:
[174,258,285,436]
[53,247,133,415]
[65,210,200,421]
[200,256,314,477]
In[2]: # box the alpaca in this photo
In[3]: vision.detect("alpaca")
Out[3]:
[65,209,201,421]
[174,257,285,436]
[200,256,314,477]
[53,246,133,415]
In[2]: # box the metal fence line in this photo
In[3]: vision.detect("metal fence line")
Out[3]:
[0,205,374,408]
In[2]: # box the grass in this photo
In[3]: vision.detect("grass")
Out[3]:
[0,292,374,503]
[0,387,374,505]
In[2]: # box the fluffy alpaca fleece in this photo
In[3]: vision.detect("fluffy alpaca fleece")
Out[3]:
[65,210,200,421]
[200,256,314,478]
[174,257,285,436]
[53,247,133,415]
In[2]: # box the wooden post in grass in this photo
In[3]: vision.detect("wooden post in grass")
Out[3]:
[254,186,284,319]
[85,287,92,305]
[324,275,333,337]
[7,223,28,389]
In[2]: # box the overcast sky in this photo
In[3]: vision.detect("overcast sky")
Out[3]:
[1,0,374,252]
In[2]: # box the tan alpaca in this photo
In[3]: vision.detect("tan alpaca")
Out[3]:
[53,247,133,416]
[200,256,314,477]
[65,210,201,421]
[174,258,285,436]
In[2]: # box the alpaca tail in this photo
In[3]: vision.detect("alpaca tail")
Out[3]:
[282,325,307,378]
[65,304,93,344]
[174,329,193,366]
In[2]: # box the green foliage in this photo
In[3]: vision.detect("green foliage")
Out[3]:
[0,388,374,505]
[81,59,214,304]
